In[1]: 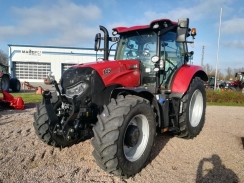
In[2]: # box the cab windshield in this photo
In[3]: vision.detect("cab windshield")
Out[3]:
[115,30,186,90]
[115,31,157,63]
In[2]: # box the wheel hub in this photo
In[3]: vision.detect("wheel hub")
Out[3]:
[124,125,140,147]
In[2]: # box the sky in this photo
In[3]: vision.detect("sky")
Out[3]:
[0,0,243,75]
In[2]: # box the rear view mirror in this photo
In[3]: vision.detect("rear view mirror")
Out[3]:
[176,18,189,42]
[188,51,194,57]
[94,33,101,51]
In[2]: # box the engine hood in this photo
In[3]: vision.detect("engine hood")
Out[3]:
[65,60,141,87]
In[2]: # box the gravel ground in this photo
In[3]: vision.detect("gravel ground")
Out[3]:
[0,104,243,183]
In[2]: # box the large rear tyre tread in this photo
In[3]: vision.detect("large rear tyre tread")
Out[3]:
[92,95,156,178]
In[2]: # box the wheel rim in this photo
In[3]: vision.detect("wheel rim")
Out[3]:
[123,114,149,162]
[189,89,203,127]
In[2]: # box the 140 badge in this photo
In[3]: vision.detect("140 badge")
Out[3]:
[103,68,111,75]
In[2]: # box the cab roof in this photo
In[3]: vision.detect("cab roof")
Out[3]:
[112,19,177,33]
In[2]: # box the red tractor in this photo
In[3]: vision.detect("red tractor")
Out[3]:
[0,63,21,92]
[33,18,208,178]
[229,72,244,90]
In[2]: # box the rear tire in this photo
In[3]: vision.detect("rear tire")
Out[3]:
[33,92,76,147]
[0,75,9,92]
[92,95,156,178]
[9,78,21,92]
[177,77,206,138]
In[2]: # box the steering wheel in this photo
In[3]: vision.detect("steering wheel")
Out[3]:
[142,49,150,57]
[126,50,134,59]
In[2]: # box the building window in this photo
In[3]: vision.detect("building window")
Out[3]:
[62,63,76,74]
[14,62,51,80]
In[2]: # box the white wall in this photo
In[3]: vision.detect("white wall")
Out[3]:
[8,45,115,82]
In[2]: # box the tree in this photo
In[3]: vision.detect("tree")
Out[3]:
[0,50,8,65]
[218,70,225,80]
[225,67,234,80]
[203,63,215,76]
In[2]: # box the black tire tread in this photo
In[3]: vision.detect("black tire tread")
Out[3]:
[0,75,10,92]
[33,103,58,147]
[177,77,206,139]
[92,95,152,177]
[9,78,21,92]
[33,91,74,147]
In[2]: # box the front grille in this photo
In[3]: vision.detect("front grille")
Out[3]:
[61,67,93,90]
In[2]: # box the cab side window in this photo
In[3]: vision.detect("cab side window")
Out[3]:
[160,32,184,68]
[160,32,185,89]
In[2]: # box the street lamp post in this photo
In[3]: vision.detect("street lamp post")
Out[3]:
[214,7,222,91]
[218,69,221,80]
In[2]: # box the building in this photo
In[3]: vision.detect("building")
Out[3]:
[8,44,115,83]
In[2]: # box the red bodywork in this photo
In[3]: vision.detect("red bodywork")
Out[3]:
[73,60,141,87]
[171,65,207,93]
[73,61,207,94]
[0,91,24,110]
[230,78,244,89]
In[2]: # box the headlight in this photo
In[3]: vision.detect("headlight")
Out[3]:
[66,82,87,97]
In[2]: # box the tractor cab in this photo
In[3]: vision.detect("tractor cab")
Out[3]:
[235,72,244,82]
[114,29,186,90]
[233,72,244,89]
[95,18,197,93]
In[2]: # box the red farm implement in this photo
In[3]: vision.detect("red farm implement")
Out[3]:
[0,90,24,110]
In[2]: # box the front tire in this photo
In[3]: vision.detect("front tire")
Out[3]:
[33,92,76,147]
[177,77,206,138]
[92,95,156,178]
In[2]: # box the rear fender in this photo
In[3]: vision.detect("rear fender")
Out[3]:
[171,65,208,93]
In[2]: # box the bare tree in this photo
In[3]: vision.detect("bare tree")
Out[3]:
[0,50,8,65]
[225,67,234,80]
[203,64,214,76]
[234,67,244,74]
[202,63,244,81]
[218,70,225,80]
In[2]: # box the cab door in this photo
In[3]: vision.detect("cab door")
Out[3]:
[159,31,185,89]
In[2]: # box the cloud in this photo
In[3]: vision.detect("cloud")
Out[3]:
[0,1,101,46]
[46,26,98,46]
[221,18,244,35]
[141,0,233,23]
[222,40,244,48]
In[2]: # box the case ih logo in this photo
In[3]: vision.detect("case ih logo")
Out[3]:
[103,68,111,75]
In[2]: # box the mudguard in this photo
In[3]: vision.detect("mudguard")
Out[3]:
[171,65,208,93]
